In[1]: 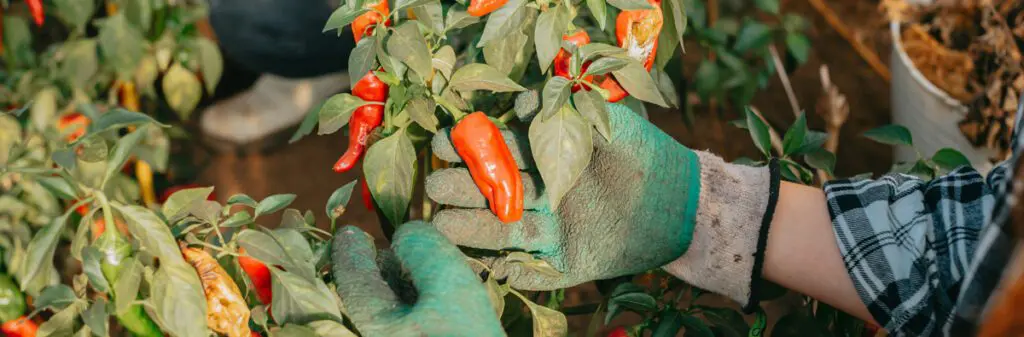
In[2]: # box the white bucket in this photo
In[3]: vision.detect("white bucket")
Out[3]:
[889,21,996,173]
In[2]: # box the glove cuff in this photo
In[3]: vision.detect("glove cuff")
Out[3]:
[662,151,778,309]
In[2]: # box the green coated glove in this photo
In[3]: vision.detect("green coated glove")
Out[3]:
[331,221,505,337]
[427,104,774,308]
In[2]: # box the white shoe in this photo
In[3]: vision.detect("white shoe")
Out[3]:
[200,72,348,147]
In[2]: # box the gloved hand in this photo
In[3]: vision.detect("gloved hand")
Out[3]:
[427,104,777,308]
[331,222,504,337]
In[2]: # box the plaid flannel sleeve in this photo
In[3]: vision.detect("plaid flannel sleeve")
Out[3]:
[823,164,1002,336]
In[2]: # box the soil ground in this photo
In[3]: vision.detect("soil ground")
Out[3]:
[195,0,897,334]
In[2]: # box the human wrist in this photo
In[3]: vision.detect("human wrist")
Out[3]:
[662,152,778,309]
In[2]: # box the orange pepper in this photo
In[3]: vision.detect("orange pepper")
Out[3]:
[468,0,509,17]
[451,112,523,223]
[351,0,391,42]
[1,316,38,337]
[553,30,595,93]
[56,113,89,143]
[602,0,663,103]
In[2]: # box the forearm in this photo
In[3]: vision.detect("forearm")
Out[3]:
[763,181,874,323]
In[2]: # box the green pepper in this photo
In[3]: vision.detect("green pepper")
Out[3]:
[94,229,163,337]
[0,274,26,323]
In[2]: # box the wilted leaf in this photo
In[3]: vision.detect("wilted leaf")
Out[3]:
[529,106,592,209]
[505,252,562,277]
[162,63,203,120]
[317,93,367,135]
[863,124,913,146]
[363,131,417,225]
[326,180,358,221]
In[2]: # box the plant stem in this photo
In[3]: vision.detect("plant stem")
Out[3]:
[769,45,802,118]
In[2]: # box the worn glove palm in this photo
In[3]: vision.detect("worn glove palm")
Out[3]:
[331,222,504,337]
[427,104,701,290]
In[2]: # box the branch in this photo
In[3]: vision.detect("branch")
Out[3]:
[806,0,891,82]
[769,45,802,118]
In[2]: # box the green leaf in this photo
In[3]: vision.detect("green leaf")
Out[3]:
[161,186,215,219]
[505,252,563,278]
[81,247,110,293]
[694,59,720,99]
[478,0,529,46]
[30,86,59,133]
[484,30,531,77]
[449,63,527,93]
[150,265,209,337]
[863,124,913,146]
[609,292,657,312]
[541,76,573,120]
[587,0,608,30]
[317,93,367,135]
[700,306,749,337]
[585,57,630,76]
[651,310,685,337]
[326,180,358,221]
[363,131,417,225]
[651,67,680,108]
[749,307,767,337]
[35,284,78,310]
[82,298,109,337]
[782,112,807,155]
[744,107,772,157]
[932,148,972,171]
[53,0,96,31]
[307,320,358,337]
[805,148,836,176]
[270,269,344,325]
[37,176,77,200]
[785,32,811,64]
[733,21,773,53]
[162,63,203,120]
[530,105,593,209]
[83,108,163,136]
[412,1,445,33]
[446,10,481,31]
[607,0,654,10]
[2,16,33,67]
[323,6,368,34]
[680,314,715,337]
[193,37,223,94]
[60,39,99,87]
[795,130,828,154]
[18,214,68,295]
[98,13,145,79]
[388,22,434,80]
[38,300,87,337]
[573,89,611,140]
[405,97,439,132]
[112,204,190,267]
[432,45,457,80]
[655,0,686,69]
[535,3,570,73]
[102,124,148,188]
[579,43,626,61]
[611,61,669,107]
[256,194,297,218]
[120,0,152,30]
[349,39,379,88]
[226,194,259,207]
[112,257,143,315]
[755,0,779,13]
[395,0,434,13]
[485,276,506,317]
[523,295,568,337]
[290,102,324,144]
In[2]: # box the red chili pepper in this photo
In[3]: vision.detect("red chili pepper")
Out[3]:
[56,112,89,143]
[92,217,130,241]
[606,326,628,337]
[26,0,44,27]
[467,0,509,17]
[602,0,663,103]
[1,317,38,337]
[553,30,595,93]
[237,248,273,306]
[333,71,388,173]
[158,184,218,204]
[351,0,390,42]
[360,180,374,211]
[450,112,523,223]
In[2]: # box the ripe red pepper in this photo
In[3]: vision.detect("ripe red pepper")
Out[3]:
[601,0,663,102]
[450,112,523,223]
[606,326,628,337]
[57,112,89,143]
[237,248,273,306]
[468,0,509,17]
[553,30,595,93]
[333,71,388,173]
[360,180,374,211]
[26,0,44,27]
[351,0,390,42]
[1,317,37,337]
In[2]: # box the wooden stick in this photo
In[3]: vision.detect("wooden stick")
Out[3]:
[770,45,803,118]
[806,0,892,82]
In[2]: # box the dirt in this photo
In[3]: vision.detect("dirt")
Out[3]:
[194,0,896,333]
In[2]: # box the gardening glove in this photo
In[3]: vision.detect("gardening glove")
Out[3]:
[331,221,505,337]
[427,103,780,309]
